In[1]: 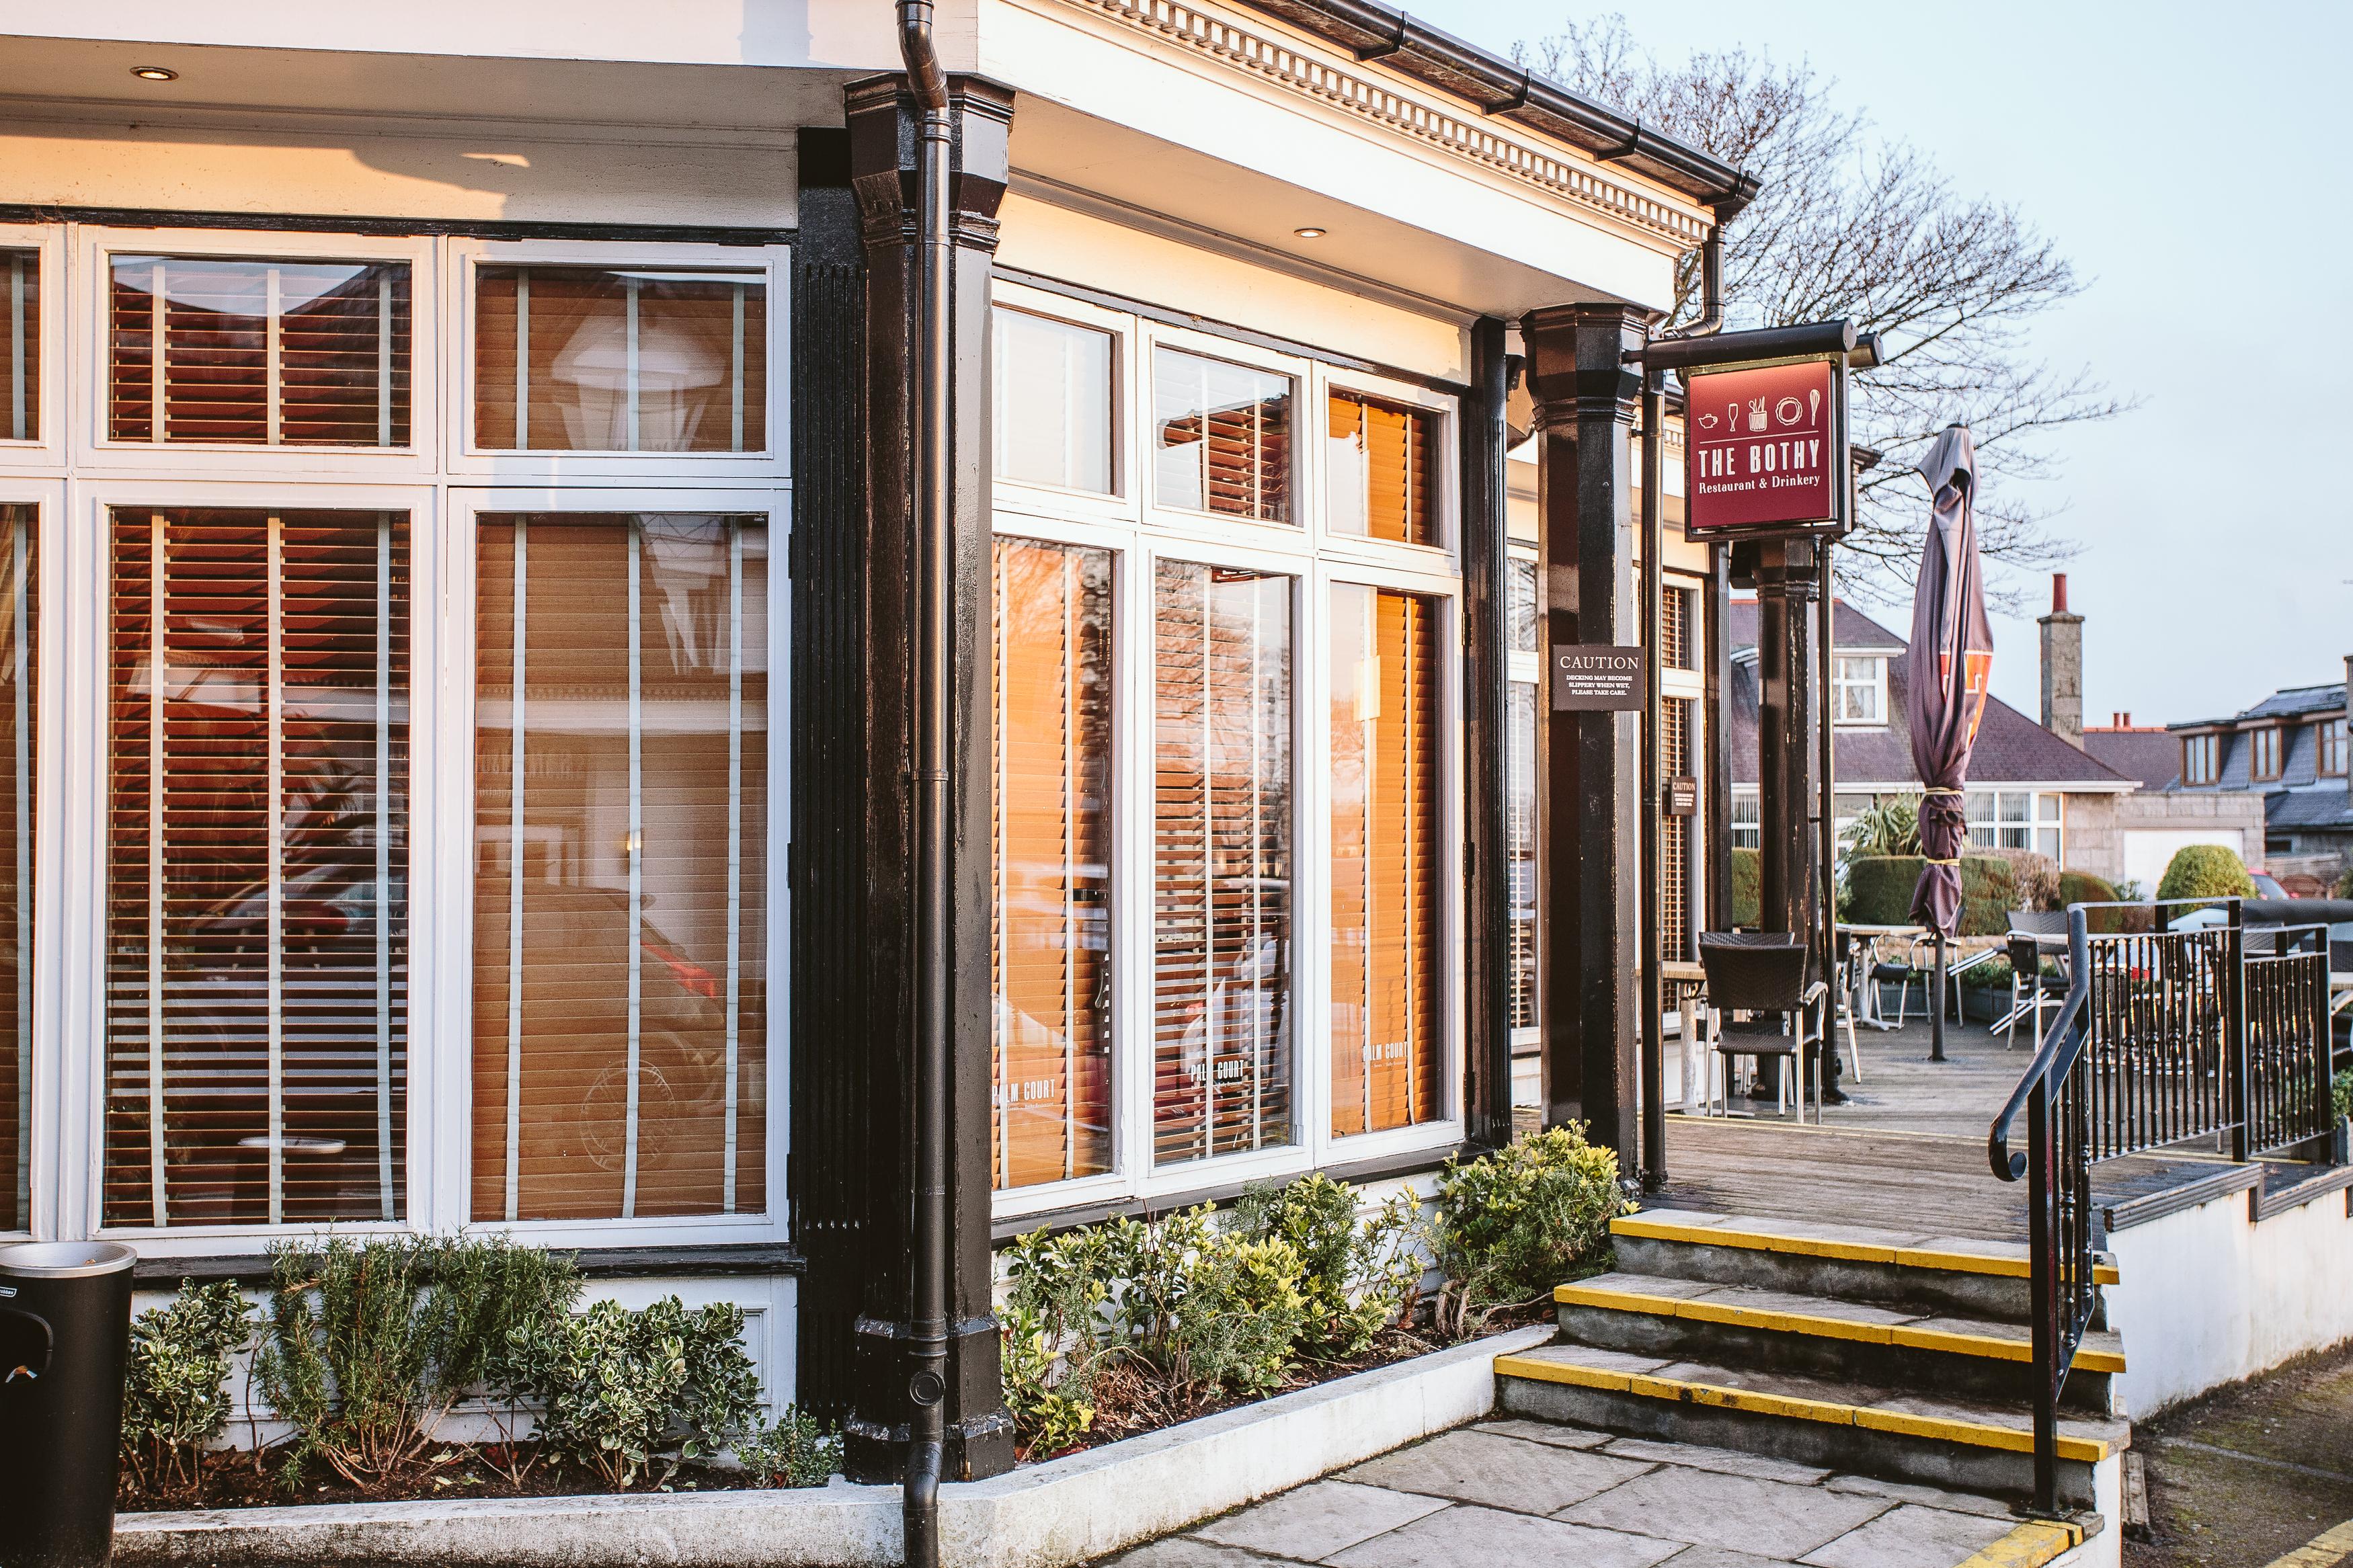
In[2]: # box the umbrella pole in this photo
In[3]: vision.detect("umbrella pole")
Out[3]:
[1931,930,1948,1061]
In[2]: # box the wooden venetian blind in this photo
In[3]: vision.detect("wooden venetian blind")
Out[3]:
[1153,348,1291,522]
[1662,585,1693,670]
[1506,679,1538,1032]
[105,509,409,1229]
[1327,391,1435,546]
[1,251,36,444]
[1662,697,1692,964]
[0,507,30,1231]
[476,267,767,453]
[1152,561,1293,1165]
[994,308,1113,494]
[108,257,409,446]
[992,538,1114,1190]
[1329,587,1441,1137]
[472,513,768,1223]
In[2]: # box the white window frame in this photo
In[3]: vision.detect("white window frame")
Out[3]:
[71,227,442,480]
[6,479,60,1240]
[990,281,1130,524]
[0,225,68,471]
[990,295,1465,1222]
[446,237,791,484]
[439,485,791,1251]
[1831,653,1887,728]
[1730,788,1761,851]
[2183,732,2218,786]
[2321,718,2350,778]
[2248,724,2282,782]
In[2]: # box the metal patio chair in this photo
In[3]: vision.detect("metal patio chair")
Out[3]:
[1994,910,2070,1047]
[1698,932,1828,1122]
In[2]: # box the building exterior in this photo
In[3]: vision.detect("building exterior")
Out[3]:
[2167,667,2353,882]
[0,0,1754,1481]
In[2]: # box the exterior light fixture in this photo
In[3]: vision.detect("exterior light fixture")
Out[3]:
[130,66,179,81]
[1293,226,1326,239]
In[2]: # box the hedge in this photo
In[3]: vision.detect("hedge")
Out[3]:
[1845,856,1925,926]
[1731,847,1760,927]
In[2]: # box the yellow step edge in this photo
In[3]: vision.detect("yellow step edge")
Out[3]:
[1954,1518,2085,1568]
[1612,1214,2122,1286]
[1553,1283,2127,1375]
[1494,1354,2115,1464]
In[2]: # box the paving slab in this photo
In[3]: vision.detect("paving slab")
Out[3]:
[1600,1437,1831,1487]
[1818,1473,2014,1520]
[1193,1480,1447,1561]
[1794,1503,2015,1568]
[1652,1549,1808,1568]
[1556,1467,1892,1559]
[1470,1418,1612,1450]
[1341,1430,1654,1515]
[1326,1503,1685,1568]
[1105,1538,1313,1567]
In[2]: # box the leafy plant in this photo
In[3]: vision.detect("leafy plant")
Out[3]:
[516,1296,763,1489]
[1731,846,1761,927]
[1000,1301,1097,1457]
[253,1235,578,1491]
[1226,1174,1422,1360]
[120,1280,258,1497]
[1841,795,1921,858]
[2336,864,2352,899]
[2333,1069,2351,1125]
[2156,843,2256,903]
[733,1405,841,1489]
[1429,1125,1628,1335]
[439,1241,582,1483]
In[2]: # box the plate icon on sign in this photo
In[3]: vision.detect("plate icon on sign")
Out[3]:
[1775,396,1804,427]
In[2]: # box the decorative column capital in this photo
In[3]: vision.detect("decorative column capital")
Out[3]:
[844,73,1016,257]
[1519,303,1649,431]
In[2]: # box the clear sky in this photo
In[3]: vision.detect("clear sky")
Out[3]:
[1408,0,2353,729]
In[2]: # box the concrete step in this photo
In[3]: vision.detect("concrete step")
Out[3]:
[1495,1343,2129,1511]
[1557,1270,2124,1415]
[1610,1208,2119,1325]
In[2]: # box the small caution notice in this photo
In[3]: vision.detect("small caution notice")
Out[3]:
[1552,645,1644,711]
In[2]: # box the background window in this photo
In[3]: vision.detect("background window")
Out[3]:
[106,508,408,1228]
[1326,390,1435,546]
[476,265,767,453]
[0,508,29,1230]
[2249,725,2281,781]
[991,538,1113,1190]
[108,257,409,446]
[2036,793,2063,862]
[1152,561,1292,1164]
[1507,559,1538,655]
[1661,585,1694,671]
[1967,790,2037,851]
[1,250,36,443]
[1507,679,1537,1032]
[1731,792,1760,850]
[994,309,1113,494]
[472,513,769,1223]
[1153,348,1291,522]
[1832,655,1884,725]
[1329,585,1440,1137]
[2183,733,2217,785]
[2321,718,2349,778]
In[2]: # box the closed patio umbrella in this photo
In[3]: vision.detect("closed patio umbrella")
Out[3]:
[1905,425,1994,1061]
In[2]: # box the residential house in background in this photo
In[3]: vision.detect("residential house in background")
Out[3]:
[2167,665,2353,885]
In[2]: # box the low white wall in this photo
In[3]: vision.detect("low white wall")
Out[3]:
[2107,1181,2353,1417]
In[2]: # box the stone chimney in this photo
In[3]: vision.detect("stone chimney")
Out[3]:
[2039,573,2084,748]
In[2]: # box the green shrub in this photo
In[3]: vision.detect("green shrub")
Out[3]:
[2058,870,2116,908]
[254,1235,578,1491]
[1430,1125,1628,1333]
[1845,855,1925,926]
[1000,1301,1096,1457]
[1981,848,2061,911]
[1226,1173,1421,1360]
[2156,843,2256,903]
[515,1296,764,1489]
[732,1405,842,1489]
[1731,847,1761,927]
[2336,864,2352,899]
[1958,855,2020,936]
[2334,1069,2352,1124]
[121,1280,258,1497]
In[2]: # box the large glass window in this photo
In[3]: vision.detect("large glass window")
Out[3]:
[471,513,768,1222]
[1152,561,1293,1164]
[1,250,37,444]
[1329,586,1440,1136]
[475,266,767,453]
[992,538,1113,1190]
[105,508,409,1228]
[1153,349,1291,522]
[108,257,410,446]
[2249,725,2282,781]
[995,309,1113,494]
[1966,790,2060,858]
[1833,655,1885,725]
[0,507,30,1231]
[1326,390,1435,546]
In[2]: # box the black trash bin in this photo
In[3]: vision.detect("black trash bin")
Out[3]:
[0,1241,138,1568]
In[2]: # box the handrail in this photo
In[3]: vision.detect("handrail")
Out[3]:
[1986,981,2089,1184]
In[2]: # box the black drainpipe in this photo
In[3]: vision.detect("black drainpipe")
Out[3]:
[895,3,952,1567]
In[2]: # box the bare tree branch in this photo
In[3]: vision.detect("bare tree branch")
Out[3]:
[1514,17,2133,601]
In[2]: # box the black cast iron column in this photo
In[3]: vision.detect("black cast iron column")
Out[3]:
[1754,539,1821,963]
[1521,304,1645,1162]
[841,70,1016,1485]
[1460,317,1515,1149]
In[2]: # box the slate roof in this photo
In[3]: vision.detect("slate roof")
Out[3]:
[2267,786,2353,831]
[1727,598,2133,790]
[2082,729,2181,792]
[2173,682,2347,731]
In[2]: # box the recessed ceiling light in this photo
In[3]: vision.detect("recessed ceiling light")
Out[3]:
[1293,226,1326,239]
[130,65,179,82]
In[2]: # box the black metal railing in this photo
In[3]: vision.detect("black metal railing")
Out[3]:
[1989,897,2342,1513]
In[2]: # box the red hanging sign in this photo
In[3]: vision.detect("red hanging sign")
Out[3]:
[1683,359,1838,534]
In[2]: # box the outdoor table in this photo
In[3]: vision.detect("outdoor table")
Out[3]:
[1842,923,1926,1031]
[1661,960,1708,1112]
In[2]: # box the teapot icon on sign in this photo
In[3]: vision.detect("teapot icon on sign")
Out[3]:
[1745,396,1769,432]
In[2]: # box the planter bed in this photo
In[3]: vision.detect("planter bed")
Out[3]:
[114,1324,1556,1568]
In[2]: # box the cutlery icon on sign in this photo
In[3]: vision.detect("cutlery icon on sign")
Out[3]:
[1809,388,1821,427]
